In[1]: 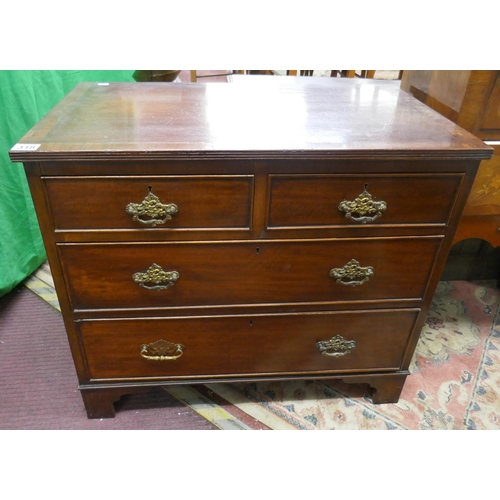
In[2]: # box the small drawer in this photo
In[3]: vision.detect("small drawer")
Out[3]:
[58,236,442,311]
[43,175,253,231]
[267,174,462,228]
[78,309,419,380]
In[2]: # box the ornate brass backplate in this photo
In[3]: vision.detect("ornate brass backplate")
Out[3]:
[338,184,387,223]
[126,186,178,226]
[330,259,374,287]
[132,263,179,290]
[140,339,185,361]
[316,334,356,357]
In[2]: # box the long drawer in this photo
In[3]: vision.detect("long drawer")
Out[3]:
[43,175,253,230]
[78,309,419,380]
[268,174,463,228]
[58,237,442,311]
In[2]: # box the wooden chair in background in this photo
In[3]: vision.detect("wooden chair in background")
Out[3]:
[189,70,380,82]
[190,70,272,82]
[286,70,376,78]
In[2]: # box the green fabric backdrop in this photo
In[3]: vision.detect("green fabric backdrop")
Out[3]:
[0,70,135,297]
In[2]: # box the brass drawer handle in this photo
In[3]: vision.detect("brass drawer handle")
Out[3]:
[330,259,373,287]
[338,184,387,223]
[132,263,179,290]
[140,339,185,361]
[126,186,178,226]
[317,334,356,358]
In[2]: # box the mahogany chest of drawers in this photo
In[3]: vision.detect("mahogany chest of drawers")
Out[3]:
[9,79,492,418]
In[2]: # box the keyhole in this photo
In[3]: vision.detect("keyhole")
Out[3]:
[255,247,260,254]
[249,320,253,326]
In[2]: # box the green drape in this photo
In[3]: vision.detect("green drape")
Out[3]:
[0,70,135,297]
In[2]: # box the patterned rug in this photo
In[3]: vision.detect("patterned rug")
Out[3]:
[25,263,500,429]
[197,280,500,430]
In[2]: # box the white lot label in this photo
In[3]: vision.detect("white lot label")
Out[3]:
[11,143,41,151]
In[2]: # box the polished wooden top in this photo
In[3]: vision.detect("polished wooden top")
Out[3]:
[10,80,492,162]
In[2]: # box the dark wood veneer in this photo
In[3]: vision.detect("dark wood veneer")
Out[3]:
[10,81,491,418]
[268,173,462,227]
[58,237,442,311]
[43,175,253,231]
[78,309,419,380]
[10,81,491,162]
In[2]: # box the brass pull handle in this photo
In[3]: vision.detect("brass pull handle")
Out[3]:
[317,334,356,358]
[140,339,185,361]
[330,259,373,287]
[132,263,179,290]
[126,186,178,226]
[338,184,386,223]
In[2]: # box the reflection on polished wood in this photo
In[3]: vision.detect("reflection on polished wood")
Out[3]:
[10,80,490,162]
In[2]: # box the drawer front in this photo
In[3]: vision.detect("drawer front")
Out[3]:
[78,309,419,379]
[43,175,253,230]
[59,237,442,311]
[268,174,462,228]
